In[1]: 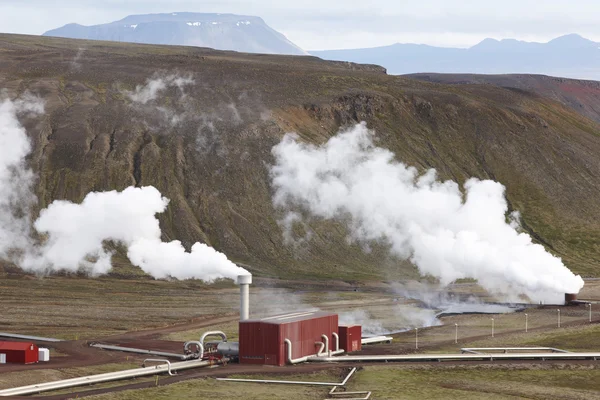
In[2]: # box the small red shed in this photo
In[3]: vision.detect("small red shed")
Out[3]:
[0,341,39,364]
[338,325,362,353]
[239,311,338,366]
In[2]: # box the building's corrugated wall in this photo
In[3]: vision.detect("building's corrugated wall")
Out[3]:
[239,313,339,366]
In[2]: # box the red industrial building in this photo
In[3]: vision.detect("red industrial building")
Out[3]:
[0,342,39,364]
[338,325,362,353]
[239,311,339,366]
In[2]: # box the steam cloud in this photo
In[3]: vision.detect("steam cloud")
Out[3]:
[0,93,248,282]
[270,123,584,303]
[0,95,44,260]
[23,186,249,280]
[127,74,194,104]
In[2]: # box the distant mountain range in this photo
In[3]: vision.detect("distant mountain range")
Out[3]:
[43,12,307,55]
[312,34,600,81]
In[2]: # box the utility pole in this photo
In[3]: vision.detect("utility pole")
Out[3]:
[415,328,419,350]
[455,323,458,344]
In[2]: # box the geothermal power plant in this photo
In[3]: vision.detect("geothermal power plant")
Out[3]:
[1,273,599,398]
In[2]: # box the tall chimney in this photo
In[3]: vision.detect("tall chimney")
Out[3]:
[237,274,252,321]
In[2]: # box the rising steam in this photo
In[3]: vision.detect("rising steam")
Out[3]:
[23,186,248,280]
[0,94,44,260]
[0,93,247,282]
[270,123,584,303]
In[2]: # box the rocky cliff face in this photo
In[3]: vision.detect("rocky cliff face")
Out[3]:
[1,34,599,279]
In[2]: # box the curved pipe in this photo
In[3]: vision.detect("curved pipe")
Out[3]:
[285,339,310,364]
[315,341,325,356]
[330,332,344,356]
[0,358,231,397]
[142,359,175,376]
[183,341,204,359]
[200,331,227,345]
[332,332,340,351]
[321,334,329,356]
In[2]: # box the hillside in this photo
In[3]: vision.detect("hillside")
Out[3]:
[406,73,600,124]
[0,34,599,280]
[43,12,306,55]
[312,34,600,81]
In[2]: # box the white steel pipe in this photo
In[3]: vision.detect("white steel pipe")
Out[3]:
[0,357,230,397]
[310,352,600,363]
[90,343,188,360]
[0,333,62,342]
[361,336,393,345]
[330,332,344,356]
[322,334,330,356]
[285,339,310,364]
[217,367,357,386]
[183,341,204,358]
[199,331,227,345]
[332,332,340,351]
[460,347,570,354]
[237,274,252,321]
[142,359,175,376]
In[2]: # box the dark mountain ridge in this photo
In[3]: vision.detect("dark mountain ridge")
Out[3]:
[0,34,599,280]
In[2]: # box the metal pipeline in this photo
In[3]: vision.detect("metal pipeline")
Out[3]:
[0,357,231,397]
[309,352,600,363]
[217,367,357,386]
[200,331,227,345]
[321,334,329,356]
[89,343,188,360]
[142,359,175,376]
[330,332,344,356]
[315,341,326,356]
[285,339,311,364]
[183,341,204,359]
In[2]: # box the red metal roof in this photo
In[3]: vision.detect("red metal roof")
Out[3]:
[245,311,337,325]
[0,341,36,351]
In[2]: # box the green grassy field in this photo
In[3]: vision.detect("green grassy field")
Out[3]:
[75,365,600,400]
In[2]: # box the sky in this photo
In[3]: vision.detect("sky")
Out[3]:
[1,0,600,50]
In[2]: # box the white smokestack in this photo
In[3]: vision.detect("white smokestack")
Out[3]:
[237,274,252,321]
[270,122,584,304]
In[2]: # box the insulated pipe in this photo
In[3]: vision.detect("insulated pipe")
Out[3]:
[321,334,330,356]
[217,367,357,386]
[332,332,340,351]
[183,341,204,359]
[285,339,310,364]
[199,331,227,345]
[329,332,344,356]
[237,274,252,321]
[309,352,600,363]
[315,341,326,356]
[0,357,231,397]
[142,359,175,376]
[90,343,187,360]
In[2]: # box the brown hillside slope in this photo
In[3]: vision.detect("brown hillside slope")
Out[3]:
[1,34,599,280]
[407,73,600,124]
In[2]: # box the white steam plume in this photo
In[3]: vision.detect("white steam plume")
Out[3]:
[270,123,584,303]
[22,186,249,281]
[0,92,247,282]
[127,74,194,104]
[0,94,44,260]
